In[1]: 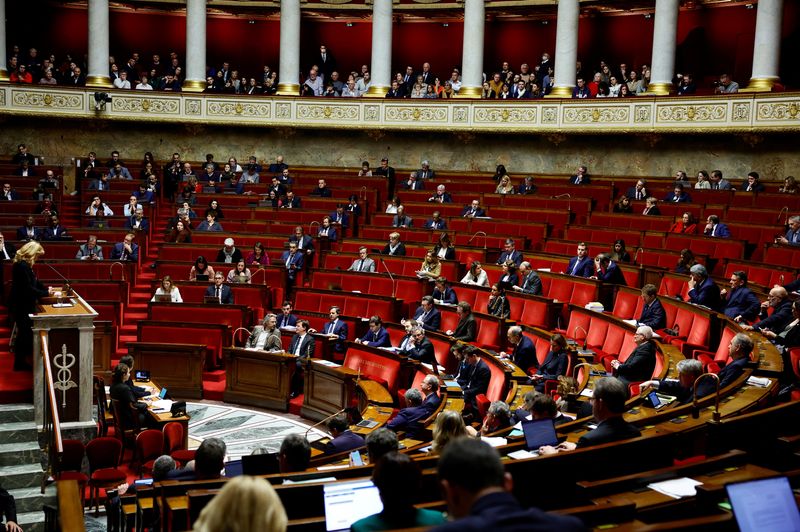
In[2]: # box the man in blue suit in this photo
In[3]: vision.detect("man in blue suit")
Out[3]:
[280,242,304,286]
[387,376,441,437]
[593,254,626,286]
[110,233,139,262]
[205,272,234,304]
[776,216,800,246]
[696,333,753,397]
[412,296,441,332]
[638,284,667,330]
[461,199,486,218]
[721,271,761,322]
[687,264,722,311]
[496,239,523,267]
[569,165,590,185]
[318,306,348,355]
[329,206,350,229]
[566,242,593,277]
[504,326,537,374]
[289,319,316,397]
[324,413,364,455]
[432,277,458,305]
[741,286,793,333]
[424,211,448,230]
[663,183,692,203]
[356,316,391,347]
[703,215,731,238]
[278,301,298,329]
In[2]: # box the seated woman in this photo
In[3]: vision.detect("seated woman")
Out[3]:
[204,199,224,220]
[466,401,513,437]
[316,216,337,242]
[385,196,401,214]
[460,261,489,287]
[432,233,456,261]
[670,212,697,234]
[109,363,148,430]
[417,251,441,281]
[642,196,661,215]
[499,260,519,287]
[531,334,570,392]
[487,284,511,319]
[189,255,215,281]
[227,260,252,284]
[166,220,192,243]
[779,175,798,194]
[613,195,633,213]
[495,174,515,195]
[382,232,406,256]
[610,239,631,263]
[195,213,223,232]
[430,410,468,454]
[245,242,270,266]
[695,170,711,189]
[675,248,697,274]
[151,275,182,302]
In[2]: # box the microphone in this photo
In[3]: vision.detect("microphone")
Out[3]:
[573,326,588,351]
[379,257,397,297]
[467,231,487,250]
[109,261,126,281]
[309,220,320,236]
[233,327,254,347]
[778,206,789,225]
[42,262,71,294]
[634,247,644,264]
[304,408,347,438]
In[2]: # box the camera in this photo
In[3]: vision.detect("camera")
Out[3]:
[93,92,112,111]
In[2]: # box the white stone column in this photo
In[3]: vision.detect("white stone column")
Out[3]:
[548,0,579,98]
[86,0,111,88]
[277,0,301,95]
[647,0,680,95]
[0,0,7,81]
[365,0,392,97]
[458,0,485,98]
[182,0,207,92]
[745,0,783,91]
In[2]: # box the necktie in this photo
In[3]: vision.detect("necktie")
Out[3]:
[359,259,365,271]
[576,177,581,184]
[285,254,292,268]
[216,287,221,302]
[713,183,718,190]
[712,225,716,237]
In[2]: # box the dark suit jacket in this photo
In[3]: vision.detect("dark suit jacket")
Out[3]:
[639,299,667,330]
[381,242,406,256]
[537,350,568,381]
[1,241,17,260]
[16,226,42,241]
[329,211,350,228]
[204,284,234,304]
[497,250,523,267]
[724,287,761,321]
[567,256,593,277]
[43,225,69,240]
[687,277,723,311]
[428,192,452,203]
[414,306,441,332]
[125,218,150,232]
[277,313,298,328]
[461,206,486,217]
[282,196,302,208]
[452,315,477,342]
[697,357,749,397]
[462,360,491,407]
[517,183,537,195]
[755,299,793,332]
[407,338,437,367]
[432,287,458,305]
[704,223,731,238]
[2,190,21,200]
[569,175,591,185]
[289,234,315,254]
[322,319,348,352]
[626,186,647,200]
[577,416,642,448]
[597,262,626,286]
[216,248,243,264]
[424,218,448,230]
[615,341,657,385]
[657,379,693,404]
[126,379,150,399]
[519,271,542,295]
[432,244,455,260]
[663,192,692,203]
[288,333,315,361]
[511,336,538,373]
[360,326,390,348]
[324,430,364,455]
[111,242,139,261]
[0,486,19,525]
[280,251,304,280]
[10,261,48,318]
[401,180,424,191]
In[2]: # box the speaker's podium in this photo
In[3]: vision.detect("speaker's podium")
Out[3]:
[32,289,98,442]
[301,359,359,422]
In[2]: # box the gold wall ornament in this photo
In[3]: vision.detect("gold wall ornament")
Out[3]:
[276,103,292,119]
[656,104,726,123]
[732,102,750,122]
[297,103,359,121]
[384,105,447,123]
[474,106,537,124]
[638,133,663,148]
[545,133,567,146]
[186,99,202,115]
[739,133,764,148]
[455,132,476,144]
[111,96,180,114]
[634,105,651,123]
[43,94,53,106]
[756,101,800,122]
[453,106,468,122]
[274,127,297,138]
[207,100,271,118]
[11,90,83,111]
[563,106,628,124]
[364,105,380,121]
[365,129,386,142]
[541,106,558,124]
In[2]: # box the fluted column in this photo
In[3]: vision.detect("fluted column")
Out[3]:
[647,0,679,95]
[548,0,579,98]
[744,0,783,91]
[277,0,301,95]
[86,0,111,88]
[458,0,485,98]
[365,0,392,97]
[182,0,207,92]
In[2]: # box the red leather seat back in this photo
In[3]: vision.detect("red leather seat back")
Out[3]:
[714,327,737,363]
[686,314,710,348]
[475,318,501,350]
[570,283,598,308]
[439,309,459,332]
[484,357,507,403]
[547,278,573,303]
[566,312,592,341]
[612,290,639,320]
[586,319,609,349]
[344,349,401,395]
[603,325,626,356]
[620,331,637,356]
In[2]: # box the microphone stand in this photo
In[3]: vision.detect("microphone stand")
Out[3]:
[304,408,347,438]
[379,257,397,297]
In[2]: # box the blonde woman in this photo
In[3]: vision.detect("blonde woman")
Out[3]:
[11,241,50,369]
[495,174,515,195]
[194,475,288,532]
[417,251,441,280]
[431,410,467,454]
[151,275,182,302]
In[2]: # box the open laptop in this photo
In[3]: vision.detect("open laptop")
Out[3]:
[154,294,172,303]
[726,476,800,532]
[203,295,221,304]
[521,418,559,451]
[323,479,383,531]
[195,274,209,282]
[242,453,280,476]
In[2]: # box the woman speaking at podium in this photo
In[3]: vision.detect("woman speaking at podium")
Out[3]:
[10,241,50,371]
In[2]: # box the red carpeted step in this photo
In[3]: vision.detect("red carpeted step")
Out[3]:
[202,379,225,401]
[119,335,137,344]
[127,303,149,310]
[125,312,148,321]
[202,370,226,383]
[288,394,303,416]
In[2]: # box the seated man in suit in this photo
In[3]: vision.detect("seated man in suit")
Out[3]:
[405,327,438,372]
[686,264,722,311]
[392,205,413,228]
[167,437,227,481]
[279,433,311,474]
[329,205,350,229]
[381,232,406,256]
[126,209,149,232]
[309,179,332,197]
[387,376,441,437]
[663,183,692,203]
[75,235,103,260]
[741,286,793,333]
[611,326,657,386]
[355,315,391,348]
[461,347,491,418]
[110,233,139,262]
[277,301,298,329]
[512,261,542,296]
[721,271,761,322]
[401,173,424,191]
[776,215,800,246]
[569,165,590,185]
[315,306,348,356]
[417,160,436,180]
[432,277,458,305]
[641,358,703,405]
[461,199,485,218]
[412,295,441,332]
[324,413,364,455]
[592,253,626,286]
[703,215,731,238]
[0,232,16,261]
[540,377,641,454]
[119,355,150,399]
[427,184,452,203]
[205,272,234,304]
[43,215,69,241]
[347,247,376,272]
[637,284,666,330]
[2,182,21,201]
[280,242,304,287]
[503,326,537,374]
[496,238,523,267]
[247,313,283,351]
[16,216,42,242]
[696,333,754,397]
[289,319,316,397]
[741,171,765,193]
[282,190,302,209]
[424,211,448,231]
[445,301,476,343]
[288,226,315,264]
[566,242,593,277]
[625,179,648,201]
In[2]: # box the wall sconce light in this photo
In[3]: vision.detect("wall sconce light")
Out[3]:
[346,22,354,27]
[442,23,449,27]
[644,13,652,19]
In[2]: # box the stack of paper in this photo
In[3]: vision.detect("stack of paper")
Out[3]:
[647,477,703,499]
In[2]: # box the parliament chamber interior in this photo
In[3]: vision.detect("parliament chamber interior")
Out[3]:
[1,0,800,531]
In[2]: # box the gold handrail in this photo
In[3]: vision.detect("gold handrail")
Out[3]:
[41,331,63,493]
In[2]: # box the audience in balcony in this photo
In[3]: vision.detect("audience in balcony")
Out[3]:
[714,73,739,94]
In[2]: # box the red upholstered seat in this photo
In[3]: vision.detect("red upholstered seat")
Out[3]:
[398,371,427,409]
[475,317,501,351]
[164,421,196,466]
[693,327,737,371]
[476,357,508,418]
[344,348,402,396]
[87,437,125,514]
[612,290,640,320]
[135,429,164,478]
[56,439,89,507]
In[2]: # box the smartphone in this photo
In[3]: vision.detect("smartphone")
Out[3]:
[349,450,364,467]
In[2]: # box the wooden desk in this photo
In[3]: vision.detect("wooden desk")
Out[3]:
[301,360,358,422]
[127,342,206,399]
[223,347,297,412]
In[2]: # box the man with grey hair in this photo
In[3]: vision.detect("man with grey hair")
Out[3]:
[641,358,703,404]
[540,377,640,454]
[428,184,451,203]
[687,263,722,311]
[417,160,435,180]
[152,455,176,481]
[513,261,542,295]
[741,286,792,333]
[777,215,800,246]
[247,313,282,351]
[365,428,398,463]
[611,325,656,387]
[696,333,753,397]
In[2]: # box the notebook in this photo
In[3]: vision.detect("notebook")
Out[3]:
[726,476,800,532]
[323,480,383,531]
[521,418,559,451]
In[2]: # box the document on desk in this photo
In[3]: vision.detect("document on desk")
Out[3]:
[480,437,507,448]
[444,380,461,389]
[315,360,341,368]
[421,362,447,374]
[746,376,771,388]
[508,449,538,460]
[151,399,173,411]
[647,477,703,499]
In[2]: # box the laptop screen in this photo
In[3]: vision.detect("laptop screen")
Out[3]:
[727,476,800,532]
[323,480,383,531]
[134,369,150,381]
[242,453,280,476]
[521,418,559,451]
